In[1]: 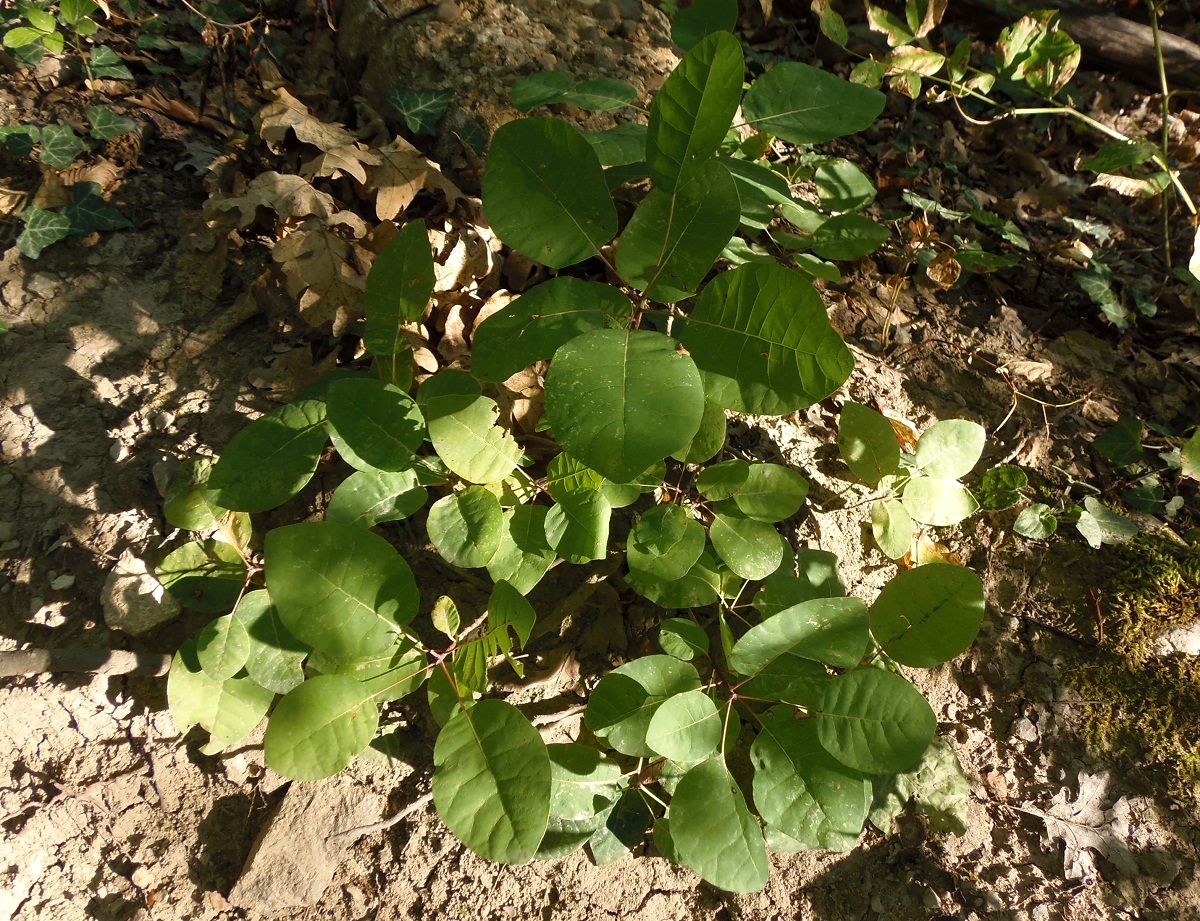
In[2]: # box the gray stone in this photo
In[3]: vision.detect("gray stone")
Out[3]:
[1153,620,1200,657]
[102,551,181,636]
[230,775,384,912]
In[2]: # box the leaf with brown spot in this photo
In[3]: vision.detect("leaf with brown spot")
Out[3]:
[925,251,961,289]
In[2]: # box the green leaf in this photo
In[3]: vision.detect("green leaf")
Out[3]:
[167,639,273,753]
[901,476,979,527]
[23,7,57,32]
[418,369,525,484]
[486,504,557,594]
[625,549,723,609]
[326,378,425,472]
[308,637,427,703]
[263,675,380,780]
[1181,430,1200,480]
[1077,138,1157,174]
[63,182,130,234]
[265,521,417,658]
[732,596,870,673]
[364,220,434,376]
[815,158,876,212]
[208,400,328,512]
[427,487,504,568]
[16,206,71,259]
[545,329,704,483]
[1095,415,1144,467]
[850,58,886,88]
[718,156,793,230]
[563,78,637,110]
[233,591,308,694]
[60,0,98,26]
[646,689,722,762]
[545,488,611,564]
[1013,503,1057,539]
[659,618,709,660]
[646,30,744,191]
[1,124,40,157]
[511,71,573,110]
[869,737,970,836]
[157,540,246,613]
[196,614,250,680]
[811,213,889,261]
[671,0,737,50]
[871,498,912,560]
[38,123,84,169]
[869,562,984,666]
[977,464,1027,511]
[489,579,535,647]
[616,158,740,302]
[838,402,900,486]
[709,510,784,580]
[586,655,700,757]
[472,277,632,382]
[538,743,625,858]
[584,122,649,166]
[626,504,706,582]
[1076,496,1138,549]
[672,399,726,463]
[483,116,617,268]
[742,61,885,145]
[816,669,936,773]
[677,262,853,415]
[433,699,552,864]
[387,86,453,135]
[89,45,133,79]
[916,419,986,479]
[670,758,769,893]
[751,707,871,850]
[85,105,137,140]
[731,463,809,522]
[326,468,429,528]
[4,26,49,47]
[754,548,846,617]
[588,788,653,863]
[431,595,461,639]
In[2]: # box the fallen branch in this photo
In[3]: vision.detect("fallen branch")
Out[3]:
[328,790,434,842]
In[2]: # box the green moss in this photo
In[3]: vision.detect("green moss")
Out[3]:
[1068,536,1200,796]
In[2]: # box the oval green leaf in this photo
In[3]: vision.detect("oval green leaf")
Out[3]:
[168,639,274,752]
[731,596,870,672]
[326,378,425,472]
[626,504,706,582]
[742,61,885,144]
[363,219,434,372]
[645,689,722,762]
[901,476,979,526]
[325,468,429,528]
[486,503,557,594]
[196,613,250,680]
[659,617,710,660]
[418,369,525,484]
[870,497,912,560]
[810,213,889,261]
[233,590,308,694]
[157,539,247,614]
[263,674,380,780]
[671,399,726,463]
[586,655,701,756]
[427,486,504,569]
[709,511,784,580]
[838,402,901,486]
[815,669,936,773]
[915,419,986,479]
[868,562,985,667]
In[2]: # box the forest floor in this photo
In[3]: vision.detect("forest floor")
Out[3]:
[2,2,1200,920]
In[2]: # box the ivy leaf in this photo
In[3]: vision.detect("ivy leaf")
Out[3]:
[364,219,434,379]
[751,707,872,850]
[483,117,617,268]
[326,468,429,528]
[709,510,784,580]
[545,329,704,483]
[915,419,986,479]
[669,758,769,893]
[1014,503,1058,539]
[265,521,418,658]
[90,45,133,80]
[810,213,889,260]
[871,498,912,560]
[326,377,426,472]
[732,596,870,671]
[838,402,900,486]
[742,61,885,144]
[427,487,504,569]
[38,124,85,169]
[168,640,273,754]
[977,464,1027,511]
[1075,496,1137,548]
[901,476,979,526]
[208,399,328,512]
[433,700,552,864]
[645,689,722,762]
[815,669,936,773]
[869,562,985,666]
[85,105,137,140]
[418,370,525,484]
[486,504,557,595]
[16,206,71,259]
[196,613,251,680]
[64,182,131,234]
[387,86,453,135]
[233,591,308,694]
[472,277,633,382]
[1181,430,1200,480]
[586,655,700,757]
[676,262,853,415]
[616,158,740,302]
[263,675,380,780]
[659,618,709,661]
[671,0,737,50]
[646,30,744,191]
[157,540,246,613]
[626,505,706,582]
[1094,415,1144,467]
[511,71,573,111]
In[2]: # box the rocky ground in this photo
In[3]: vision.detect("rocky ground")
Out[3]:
[2,1,1200,919]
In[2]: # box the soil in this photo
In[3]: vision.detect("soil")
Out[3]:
[3,2,1200,921]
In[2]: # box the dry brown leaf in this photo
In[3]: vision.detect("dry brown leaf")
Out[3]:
[272,219,365,333]
[1004,359,1054,382]
[0,185,26,217]
[926,251,961,289]
[473,290,516,336]
[256,87,356,153]
[204,171,337,227]
[885,413,919,452]
[914,534,962,566]
[437,302,471,364]
[367,137,463,221]
[300,142,381,184]
[59,157,121,192]
[1091,172,1168,198]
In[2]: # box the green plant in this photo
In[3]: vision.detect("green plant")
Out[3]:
[2,1,132,77]
[164,26,986,891]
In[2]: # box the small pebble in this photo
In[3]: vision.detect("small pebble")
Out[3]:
[50,573,75,591]
[110,441,129,461]
[131,866,155,889]
[436,0,461,20]
[1014,716,1039,743]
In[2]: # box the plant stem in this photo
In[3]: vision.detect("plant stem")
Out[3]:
[1149,0,1175,268]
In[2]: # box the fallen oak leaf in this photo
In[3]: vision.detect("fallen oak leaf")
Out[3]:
[301,142,382,185]
[272,219,366,334]
[366,137,463,221]
[257,87,357,153]
[204,172,337,228]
